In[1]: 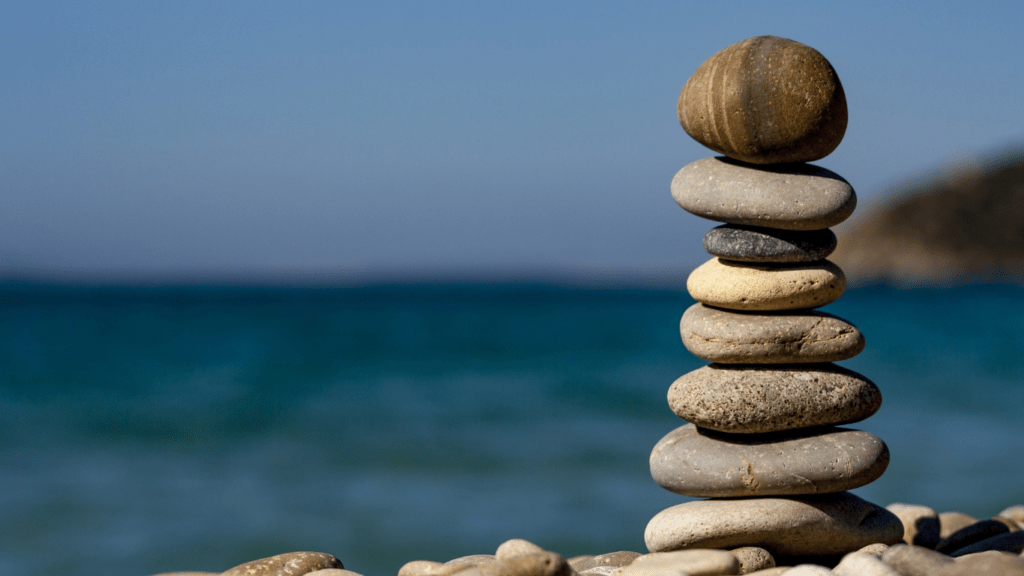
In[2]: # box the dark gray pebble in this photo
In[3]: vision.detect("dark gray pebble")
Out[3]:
[703,225,837,263]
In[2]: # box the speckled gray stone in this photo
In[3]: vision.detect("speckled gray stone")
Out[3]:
[668,363,881,434]
[680,304,864,364]
[221,552,343,576]
[650,424,889,497]
[645,492,903,557]
[672,157,856,231]
[704,225,837,263]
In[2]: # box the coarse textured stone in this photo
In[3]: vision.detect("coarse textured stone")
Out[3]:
[731,547,775,574]
[644,492,903,557]
[672,159,855,231]
[885,503,940,549]
[938,512,978,539]
[624,550,740,575]
[936,550,1024,575]
[650,424,888,497]
[687,259,846,312]
[857,543,890,558]
[879,544,952,576]
[680,304,864,364]
[935,519,1009,554]
[703,225,837,263]
[470,553,572,576]
[779,565,835,575]
[572,552,641,572]
[677,36,847,165]
[1000,505,1024,527]
[667,363,881,434]
[832,552,898,576]
[948,531,1024,557]
[497,540,547,560]
[221,552,344,576]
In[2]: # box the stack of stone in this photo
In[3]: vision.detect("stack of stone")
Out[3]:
[644,36,904,561]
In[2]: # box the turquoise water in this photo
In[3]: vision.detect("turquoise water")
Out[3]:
[1,283,1022,576]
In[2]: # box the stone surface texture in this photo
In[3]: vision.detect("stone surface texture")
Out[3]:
[832,552,898,576]
[703,225,837,263]
[571,552,641,572]
[496,540,547,560]
[644,492,903,557]
[782,566,836,576]
[667,363,881,434]
[856,543,890,558]
[935,550,1024,575]
[623,550,740,576]
[221,552,343,576]
[457,552,572,576]
[948,531,1024,557]
[885,503,940,549]
[687,258,846,312]
[677,36,847,165]
[879,544,952,576]
[672,158,855,231]
[650,424,888,497]
[680,304,864,364]
[730,547,775,573]
[935,519,1009,554]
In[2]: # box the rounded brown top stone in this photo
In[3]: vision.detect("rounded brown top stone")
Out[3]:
[678,36,848,164]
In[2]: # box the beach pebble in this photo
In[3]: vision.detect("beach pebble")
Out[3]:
[880,544,952,576]
[650,424,888,497]
[687,259,845,312]
[672,159,855,231]
[993,516,1022,531]
[579,568,618,576]
[936,550,1024,575]
[857,543,890,558]
[221,552,344,576]
[399,561,446,576]
[886,503,940,549]
[1000,505,1024,527]
[667,363,881,434]
[677,36,847,165]
[572,552,641,571]
[485,552,573,576]
[307,571,364,576]
[703,225,837,263]
[832,552,898,576]
[680,304,864,364]
[948,531,1024,557]
[497,540,547,560]
[148,573,219,576]
[781,566,835,576]
[446,555,498,574]
[745,569,789,576]
[644,492,903,557]
[730,547,775,573]
[938,512,979,539]
[624,550,740,575]
[935,519,1009,554]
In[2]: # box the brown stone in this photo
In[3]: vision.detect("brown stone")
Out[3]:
[667,363,881,434]
[677,36,847,165]
[221,552,343,576]
[885,503,940,549]
[680,304,864,364]
[730,547,775,574]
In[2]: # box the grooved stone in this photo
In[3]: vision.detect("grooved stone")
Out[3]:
[687,258,846,311]
[645,492,903,557]
[704,225,837,263]
[680,304,864,364]
[677,36,847,165]
[668,363,881,434]
[672,158,856,231]
[650,424,888,497]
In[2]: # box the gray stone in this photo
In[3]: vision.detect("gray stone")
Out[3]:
[936,519,1009,554]
[703,225,837,263]
[936,550,1024,575]
[832,552,899,576]
[221,552,343,576]
[730,547,775,574]
[938,512,978,539]
[677,36,847,165]
[948,531,1024,557]
[680,304,864,364]
[668,363,881,434]
[672,158,856,231]
[687,258,846,312]
[624,550,740,575]
[645,492,903,557]
[885,503,940,549]
[879,544,952,576]
[650,424,888,497]
[572,552,641,571]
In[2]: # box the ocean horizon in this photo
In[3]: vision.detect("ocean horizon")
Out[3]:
[2,281,1022,576]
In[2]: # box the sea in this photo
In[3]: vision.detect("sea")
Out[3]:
[1,282,1022,576]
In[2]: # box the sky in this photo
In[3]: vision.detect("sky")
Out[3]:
[3,1,1023,284]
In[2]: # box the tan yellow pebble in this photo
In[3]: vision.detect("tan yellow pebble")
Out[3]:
[624,550,740,575]
[938,511,979,539]
[832,552,898,576]
[220,552,343,576]
[885,503,940,549]
[496,539,547,560]
[686,258,845,312]
[856,543,890,558]
[730,547,774,574]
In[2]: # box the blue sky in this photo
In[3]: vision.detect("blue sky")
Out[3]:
[3,1,1023,282]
